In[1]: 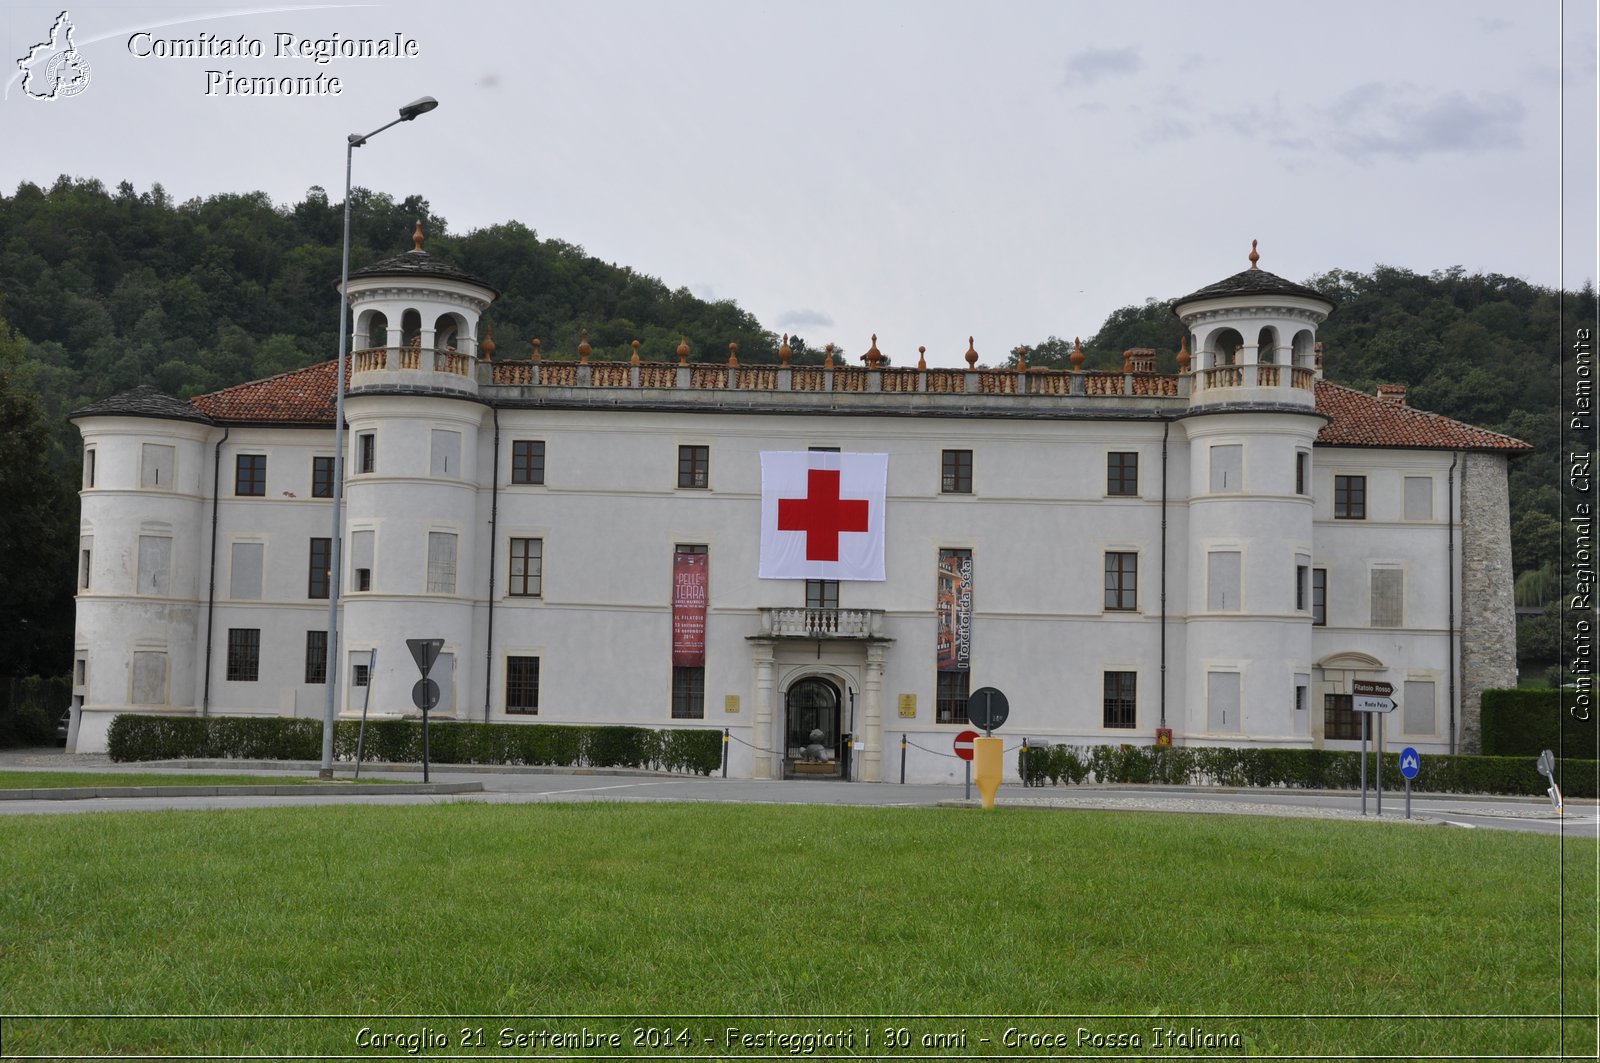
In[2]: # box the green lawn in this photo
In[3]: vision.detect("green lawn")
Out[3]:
[0,803,1593,1059]
[0,770,392,789]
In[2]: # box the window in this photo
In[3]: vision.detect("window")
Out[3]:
[1207,551,1241,611]
[1371,567,1403,627]
[1295,681,1308,714]
[137,536,172,596]
[357,433,375,474]
[352,662,370,687]
[1107,452,1138,496]
[226,629,260,682]
[141,444,175,489]
[350,530,374,592]
[131,652,167,704]
[307,538,331,599]
[235,454,266,496]
[677,445,709,489]
[83,448,96,488]
[312,456,335,498]
[806,580,839,610]
[941,449,973,494]
[1103,671,1136,729]
[1404,476,1433,520]
[672,666,705,719]
[79,537,92,590]
[1295,451,1309,495]
[936,670,970,724]
[1403,680,1437,735]
[512,440,546,485]
[1295,555,1311,612]
[74,659,86,685]
[1312,568,1327,626]
[426,532,457,594]
[430,430,461,477]
[809,446,841,453]
[509,538,543,597]
[1104,552,1137,611]
[1209,444,1243,492]
[1334,475,1366,519]
[507,656,540,714]
[305,631,327,684]
[1324,693,1360,740]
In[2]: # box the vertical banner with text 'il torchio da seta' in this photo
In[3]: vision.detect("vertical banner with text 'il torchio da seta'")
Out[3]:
[672,552,708,666]
[936,551,973,671]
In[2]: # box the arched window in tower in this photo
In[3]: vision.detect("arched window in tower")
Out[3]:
[1292,329,1315,367]
[434,314,460,352]
[1211,328,1243,367]
[401,309,422,349]
[366,311,388,350]
[1256,326,1279,364]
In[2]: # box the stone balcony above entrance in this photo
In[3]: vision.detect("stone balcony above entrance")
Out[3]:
[757,608,888,640]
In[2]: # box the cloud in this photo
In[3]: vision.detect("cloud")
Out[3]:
[1322,83,1526,161]
[1140,118,1193,145]
[777,308,834,329]
[1477,16,1512,33]
[1061,46,1142,87]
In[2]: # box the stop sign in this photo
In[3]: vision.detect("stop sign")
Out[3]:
[953,729,979,761]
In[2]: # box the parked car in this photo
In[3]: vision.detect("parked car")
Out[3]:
[55,710,70,746]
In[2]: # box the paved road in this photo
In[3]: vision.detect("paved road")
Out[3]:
[1,750,1592,836]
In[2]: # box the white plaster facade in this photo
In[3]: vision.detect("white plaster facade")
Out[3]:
[66,251,1528,777]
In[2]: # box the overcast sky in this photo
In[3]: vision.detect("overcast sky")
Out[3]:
[4,0,1595,367]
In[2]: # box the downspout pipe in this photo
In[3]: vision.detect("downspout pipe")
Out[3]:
[201,427,229,717]
[1448,451,1460,755]
[483,406,500,723]
[1159,420,1169,730]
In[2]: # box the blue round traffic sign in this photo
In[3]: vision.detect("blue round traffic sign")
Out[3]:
[1399,746,1421,780]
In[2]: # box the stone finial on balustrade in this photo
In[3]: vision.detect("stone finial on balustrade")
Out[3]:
[531,338,542,364]
[677,336,690,365]
[1070,337,1084,370]
[1014,346,1028,372]
[965,337,978,368]
[577,329,591,365]
[728,342,739,367]
[917,345,927,370]
[1176,335,1190,374]
[630,339,641,366]
[865,334,883,368]
[1248,238,1260,270]
[779,333,792,367]
[412,220,425,251]
[479,322,496,361]
[824,343,835,369]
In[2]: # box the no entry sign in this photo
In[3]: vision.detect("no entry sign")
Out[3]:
[953,729,979,761]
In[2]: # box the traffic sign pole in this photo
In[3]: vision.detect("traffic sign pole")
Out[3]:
[1376,712,1383,817]
[1360,712,1368,816]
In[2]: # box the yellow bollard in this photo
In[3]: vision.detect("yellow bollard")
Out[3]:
[973,736,1003,810]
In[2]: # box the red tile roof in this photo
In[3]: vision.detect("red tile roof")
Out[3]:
[189,360,345,425]
[1313,381,1531,452]
[182,361,1532,454]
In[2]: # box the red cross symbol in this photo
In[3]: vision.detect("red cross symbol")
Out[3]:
[777,468,870,562]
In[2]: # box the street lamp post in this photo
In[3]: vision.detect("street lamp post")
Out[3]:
[320,96,439,779]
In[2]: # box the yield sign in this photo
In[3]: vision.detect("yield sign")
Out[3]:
[777,469,869,562]
[406,638,444,676]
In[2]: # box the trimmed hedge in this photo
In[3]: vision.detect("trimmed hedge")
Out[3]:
[107,715,723,775]
[1480,688,1595,758]
[1017,742,1596,799]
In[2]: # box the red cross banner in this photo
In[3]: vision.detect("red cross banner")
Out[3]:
[759,451,888,581]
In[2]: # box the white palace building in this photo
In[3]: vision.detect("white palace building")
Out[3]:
[66,233,1530,781]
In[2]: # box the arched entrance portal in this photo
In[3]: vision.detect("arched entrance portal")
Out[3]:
[784,677,843,778]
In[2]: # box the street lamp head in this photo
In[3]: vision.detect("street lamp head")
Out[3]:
[399,96,439,121]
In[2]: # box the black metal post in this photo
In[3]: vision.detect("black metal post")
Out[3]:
[421,706,431,784]
[1360,712,1368,816]
[722,728,729,778]
[900,733,906,784]
[1022,737,1030,787]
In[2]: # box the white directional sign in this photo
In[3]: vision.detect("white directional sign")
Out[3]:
[1352,695,1397,713]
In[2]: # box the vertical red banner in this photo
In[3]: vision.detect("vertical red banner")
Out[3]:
[672,552,708,666]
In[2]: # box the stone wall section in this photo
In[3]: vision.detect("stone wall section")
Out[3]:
[1459,451,1518,751]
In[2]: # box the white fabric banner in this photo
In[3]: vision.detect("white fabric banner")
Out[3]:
[759,451,888,581]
